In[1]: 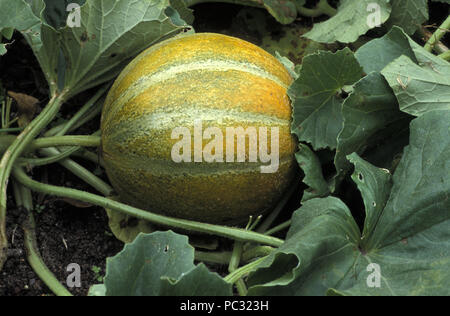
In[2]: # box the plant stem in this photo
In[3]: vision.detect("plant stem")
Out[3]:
[228,241,247,295]
[39,147,113,196]
[0,135,101,155]
[18,147,81,167]
[0,92,66,271]
[45,88,106,137]
[195,250,232,264]
[424,15,450,52]
[438,50,450,61]
[12,180,72,296]
[32,135,101,150]
[264,220,292,236]
[241,245,273,262]
[416,27,449,54]
[195,245,274,265]
[13,167,284,247]
[0,127,24,133]
[73,149,104,167]
[224,256,267,284]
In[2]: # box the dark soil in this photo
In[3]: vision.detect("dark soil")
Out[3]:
[1,190,123,296]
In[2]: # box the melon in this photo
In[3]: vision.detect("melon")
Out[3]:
[101,33,297,225]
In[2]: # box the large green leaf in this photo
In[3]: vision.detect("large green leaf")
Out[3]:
[0,0,41,55]
[248,110,450,295]
[334,72,411,183]
[20,0,191,97]
[91,231,232,296]
[247,196,361,295]
[296,143,330,202]
[381,55,450,117]
[289,48,363,151]
[262,0,298,25]
[0,0,40,31]
[355,26,417,74]
[367,110,450,249]
[385,0,429,35]
[304,0,391,43]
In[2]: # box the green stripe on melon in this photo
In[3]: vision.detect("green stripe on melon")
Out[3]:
[101,33,297,225]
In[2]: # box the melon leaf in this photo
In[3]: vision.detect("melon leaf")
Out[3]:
[303,0,392,44]
[247,110,450,295]
[16,0,192,98]
[89,231,232,296]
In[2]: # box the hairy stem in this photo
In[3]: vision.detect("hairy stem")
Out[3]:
[13,180,72,296]
[13,167,284,247]
[0,135,101,155]
[195,246,274,265]
[40,147,113,196]
[424,15,450,52]
[228,241,247,295]
[224,256,267,284]
[0,92,66,271]
[438,50,450,61]
[45,88,106,137]
[264,219,291,236]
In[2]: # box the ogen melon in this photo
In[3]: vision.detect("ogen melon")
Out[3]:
[101,33,297,224]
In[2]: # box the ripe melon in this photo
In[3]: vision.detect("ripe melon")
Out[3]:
[101,33,297,225]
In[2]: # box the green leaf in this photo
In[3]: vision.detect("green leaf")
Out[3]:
[59,0,191,96]
[1,27,14,40]
[355,26,417,74]
[247,196,361,295]
[289,48,363,150]
[334,72,410,183]
[0,0,41,31]
[248,110,450,295]
[0,0,41,55]
[381,54,450,117]
[295,144,330,202]
[304,0,391,43]
[346,153,392,246]
[169,0,194,25]
[20,0,191,98]
[97,231,231,296]
[262,0,297,25]
[368,110,450,248]
[385,0,429,35]
[160,264,232,296]
[42,0,86,28]
[88,284,106,296]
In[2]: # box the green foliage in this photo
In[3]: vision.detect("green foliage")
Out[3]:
[89,231,233,296]
[1,0,449,296]
[246,110,449,295]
